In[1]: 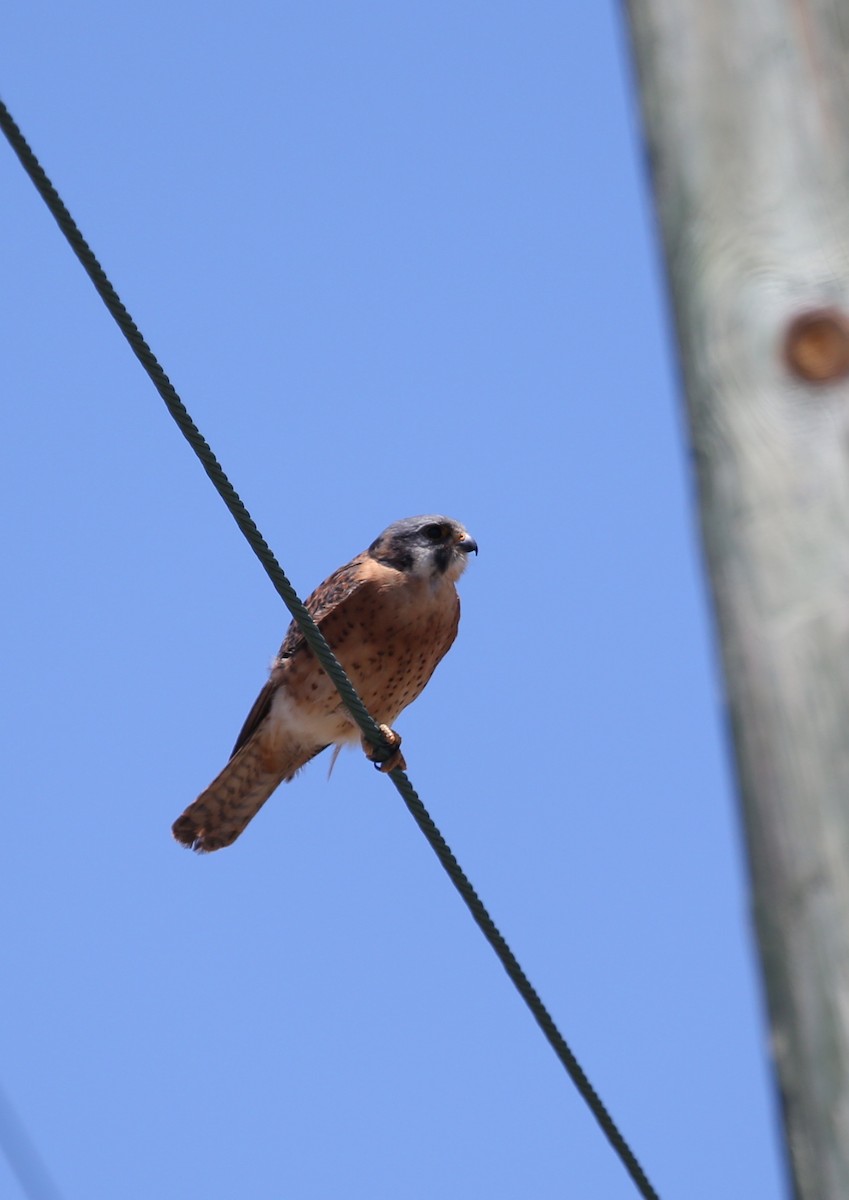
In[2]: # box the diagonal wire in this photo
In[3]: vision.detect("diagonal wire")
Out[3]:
[0,97,661,1200]
[0,1084,65,1200]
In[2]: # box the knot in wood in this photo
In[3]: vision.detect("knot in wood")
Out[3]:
[784,308,849,383]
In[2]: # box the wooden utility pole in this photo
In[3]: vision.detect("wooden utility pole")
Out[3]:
[624,3,849,1197]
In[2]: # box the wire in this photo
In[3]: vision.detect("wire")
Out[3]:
[0,1084,65,1200]
[1,96,661,1200]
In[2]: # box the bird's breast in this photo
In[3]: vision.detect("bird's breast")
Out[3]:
[278,575,460,736]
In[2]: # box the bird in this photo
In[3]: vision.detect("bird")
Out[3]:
[172,515,477,852]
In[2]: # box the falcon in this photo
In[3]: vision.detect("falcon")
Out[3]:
[172,515,477,852]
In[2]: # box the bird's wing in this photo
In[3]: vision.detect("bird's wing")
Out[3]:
[277,555,368,658]
[230,554,372,757]
[230,677,277,758]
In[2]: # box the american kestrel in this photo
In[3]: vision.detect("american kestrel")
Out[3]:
[172,515,477,852]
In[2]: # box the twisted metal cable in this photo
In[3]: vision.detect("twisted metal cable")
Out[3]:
[0,101,383,756]
[1,96,661,1200]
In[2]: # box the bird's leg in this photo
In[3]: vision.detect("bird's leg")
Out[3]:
[363,725,407,773]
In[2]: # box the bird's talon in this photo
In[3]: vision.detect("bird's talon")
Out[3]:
[364,725,407,773]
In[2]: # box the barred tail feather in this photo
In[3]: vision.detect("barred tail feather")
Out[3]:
[172,734,314,853]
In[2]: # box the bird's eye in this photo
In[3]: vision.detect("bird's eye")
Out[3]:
[422,523,447,542]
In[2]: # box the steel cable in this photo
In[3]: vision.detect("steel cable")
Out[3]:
[1,96,661,1200]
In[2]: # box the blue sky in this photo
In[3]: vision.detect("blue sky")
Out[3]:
[1,4,788,1198]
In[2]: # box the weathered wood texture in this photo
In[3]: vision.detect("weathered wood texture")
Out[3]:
[624,3,849,1197]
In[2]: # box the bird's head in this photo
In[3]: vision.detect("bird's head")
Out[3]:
[369,515,478,582]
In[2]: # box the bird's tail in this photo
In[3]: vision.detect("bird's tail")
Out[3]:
[172,734,317,853]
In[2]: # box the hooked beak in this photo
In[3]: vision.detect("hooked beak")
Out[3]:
[456,533,478,556]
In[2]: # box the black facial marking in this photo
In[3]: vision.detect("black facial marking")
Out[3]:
[369,535,414,572]
[368,515,465,574]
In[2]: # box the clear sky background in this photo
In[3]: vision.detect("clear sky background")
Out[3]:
[1,4,789,1198]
